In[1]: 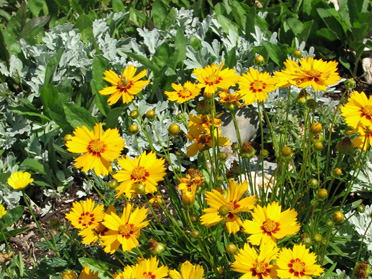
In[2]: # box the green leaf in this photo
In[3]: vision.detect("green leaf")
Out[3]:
[29,0,45,17]
[286,17,304,36]
[112,0,126,12]
[63,103,97,130]
[74,14,93,43]
[0,29,9,66]
[0,206,24,227]
[0,227,29,241]
[21,158,47,175]
[170,28,187,69]
[44,257,68,268]
[129,7,147,28]
[317,8,346,40]
[1,29,22,57]
[262,41,286,66]
[315,28,338,42]
[152,0,167,29]
[52,0,70,13]
[216,14,239,35]
[231,0,246,31]
[68,0,84,14]
[8,105,51,123]
[92,81,111,117]
[19,15,50,39]
[225,47,237,68]
[298,20,313,42]
[79,258,116,279]
[125,52,161,74]
[92,56,109,82]
[44,48,64,85]
[106,107,126,129]
[162,8,177,30]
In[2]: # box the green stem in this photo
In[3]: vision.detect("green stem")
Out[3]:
[0,227,11,252]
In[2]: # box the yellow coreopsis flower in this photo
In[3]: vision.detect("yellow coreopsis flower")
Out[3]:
[232,242,279,279]
[100,203,149,253]
[66,123,125,177]
[178,168,205,192]
[346,124,372,150]
[218,89,244,109]
[237,68,279,105]
[8,171,33,191]
[165,81,201,103]
[201,180,257,234]
[113,151,166,199]
[276,244,324,279]
[62,265,99,279]
[193,62,239,94]
[187,113,222,136]
[169,261,205,279]
[275,57,341,92]
[341,91,372,128]
[186,128,230,157]
[242,201,300,247]
[116,257,168,279]
[99,65,150,105]
[65,198,105,231]
[0,204,7,220]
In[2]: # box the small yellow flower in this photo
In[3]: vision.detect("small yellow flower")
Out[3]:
[66,123,125,177]
[341,91,372,129]
[346,124,372,150]
[62,265,99,279]
[193,62,239,94]
[242,201,300,247]
[237,68,278,105]
[100,203,149,254]
[99,65,150,105]
[0,204,7,220]
[276,243,324,279]
[232,242,279,279]
[218,89,244,108]
[169,261,205,279]
[165,81,201,103]
[201,180,256,234]
[8,171,33,190]
[275,57,341,92]
[113,151,166,199]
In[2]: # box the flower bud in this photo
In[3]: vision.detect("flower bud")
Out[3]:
[357,204,366,213]
[313,141,323,151]
[309,178,318,189]
[310,133,324,143]
[240,142,256,159]
[326,220,334,227]
[148,239,166,255]
[296,89,310,105]
[313,233,323,242]
[182,189,196,205]
[108,180,118,189]
[260,149,269,158]
[218,152,228,160]
[190,230,200,239]
[332,168,342,176]
[336,137,354,154]
[134,182,146,195]
[129,124,139,134]
[226,243,238,255]
[64,134,72,142]
[302,236,312,247]
[175,150,183,157]
[217,267,224,274]
[231,142,240,152]
[146,110,156,120]
[344,78,357,89]
[317,188,328,200]
[282,146,292,156]
[218,205,230,217]
[168,123,180,135]
[311,122,322,133]
[190,214,199,222]
[293,49,302,59]
[203,91,214,99]
[254,54,265,66]
[176,113,186,123]
[333,211,344,223]
[354,261,371,279]
[130,110,139,119]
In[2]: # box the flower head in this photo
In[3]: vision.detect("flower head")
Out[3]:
[0,204,7,220]
[8,171,33,190]
[276,243,324,279]
[113,151,166,199]
[341,91,372,128]
[237,68,278,105]
[275,57,341,91]
[99,65,150,105]
[169,261,205,279]
[218,89,244,109]
[346,124,372,150]
[201,180,257,234]
[193,62,239,94]
[178,168,205,192]
[66,123,125,177]
[188,113,222,136]
[242,201,300,247]
[117,257,169,279]
[232,242,279,279]
[62,265,99,279]
[165,81,201,103]
[65,198,105,231]
[101,203,149,253]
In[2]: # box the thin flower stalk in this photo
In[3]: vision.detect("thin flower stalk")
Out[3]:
[133,103,155,152]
